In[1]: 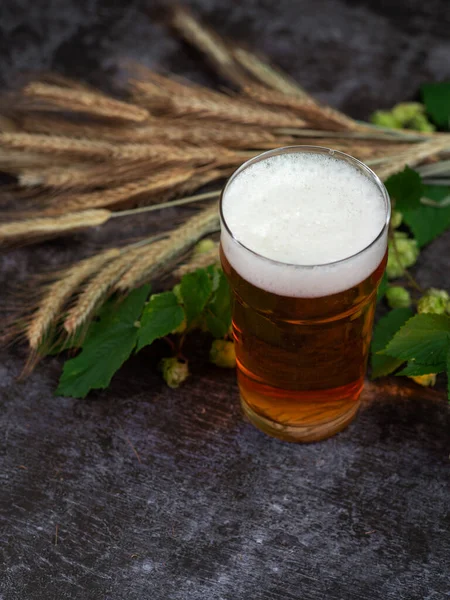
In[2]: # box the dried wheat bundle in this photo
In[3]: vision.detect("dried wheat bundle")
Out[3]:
[1,5,448,363]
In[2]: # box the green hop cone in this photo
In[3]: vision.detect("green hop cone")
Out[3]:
[409,373,437,387]
[385,286,412,309]
[390,210,403,229]
[408,113,436,133]
[386,232,419,279]
[417,288,450,315]
[209,340,236,368]
[389,102,435,132]
[160,357,189,388]
[391,102,424,123]
[194,238,216,255]
[370,110,401,129]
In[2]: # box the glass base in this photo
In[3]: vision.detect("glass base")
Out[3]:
[240,395,360,443]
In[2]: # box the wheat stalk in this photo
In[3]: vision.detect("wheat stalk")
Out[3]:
[232,47,311,98]
[173,244,220,278]
[22,82,150,122]
[170,6,252,88]
[115,204,220,292]
[110,142,236,164]
[18,161,153,189]
[0,210,111,246]
[41,169,197,213]
[170,6,311,100]
[374,138,450,180]
[132,78,306,128]
[63,245,150,335]
[243,85,364,132]
[0,132,113,159]
[20,113,139,140]
[25,248,121,354]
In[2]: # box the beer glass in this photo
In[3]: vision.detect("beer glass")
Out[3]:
[220,146,390,442]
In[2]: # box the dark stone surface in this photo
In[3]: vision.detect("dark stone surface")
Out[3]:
[1,2,450,599]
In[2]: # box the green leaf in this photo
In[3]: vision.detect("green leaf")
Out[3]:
[56,285,150,399]
[206,264,222,293]
[396,361,446,376]
[377,271,388,302]
[204,313,229,339]
[137,291,184,351]
[402,185,450,247]
[421,82,450,129]
[385,167,423,212]
[447,347,450,401]
[204,269,231,338]
[382,313,450,365]
[181,269,213,325]
[371,308,413,378]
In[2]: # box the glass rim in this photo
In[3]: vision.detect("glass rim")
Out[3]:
[220,145,391,269]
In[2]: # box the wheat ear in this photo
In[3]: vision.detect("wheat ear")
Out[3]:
[0,132,113,158]
[375,137,450,180]
[173,244,220,278]
[0,210,111,246]
[42,169,197,214]
[115,204,220,292]
[22,82,150,122]
[25,248,121,353]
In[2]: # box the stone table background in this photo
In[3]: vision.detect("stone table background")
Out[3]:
[0,1,449,599]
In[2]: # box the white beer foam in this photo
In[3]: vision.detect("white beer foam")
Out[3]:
[221,150,389,298]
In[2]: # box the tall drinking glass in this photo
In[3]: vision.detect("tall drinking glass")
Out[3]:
[220,146,390,442]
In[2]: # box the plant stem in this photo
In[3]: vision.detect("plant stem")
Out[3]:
[110,190,221,219]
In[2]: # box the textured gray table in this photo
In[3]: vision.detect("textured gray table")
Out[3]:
[1,2,450,599]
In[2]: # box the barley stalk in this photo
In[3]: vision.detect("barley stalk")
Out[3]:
[22,82,150,122]
[115,204,220,291]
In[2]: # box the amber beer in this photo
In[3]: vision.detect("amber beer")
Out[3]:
[220,146,390,442]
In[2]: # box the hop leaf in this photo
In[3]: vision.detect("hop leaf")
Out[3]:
[421,82,450,129]
[417,288,450,315]
[160,357,189,388]
[386,286,412,309]
[386,232,419,279]
[371,308,413,378]
[209,340,236,368]
[57,285,150,398]
[137,291,184,351]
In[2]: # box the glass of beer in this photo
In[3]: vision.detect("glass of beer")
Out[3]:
[220,146,390,442]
